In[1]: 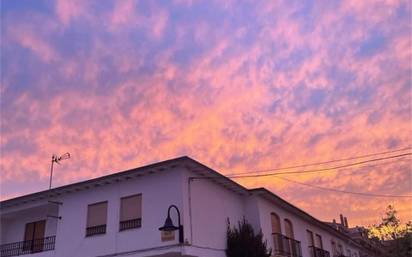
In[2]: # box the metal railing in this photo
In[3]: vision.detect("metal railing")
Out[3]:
[309,246,331,257]
[272,233,302,257]
[85,224,107,237]
[0,236,56,257]
[119,218,141,231]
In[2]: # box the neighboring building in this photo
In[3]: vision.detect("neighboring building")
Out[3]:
[0,156,383,257]
[325,216,386,257]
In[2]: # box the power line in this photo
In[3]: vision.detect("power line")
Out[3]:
[228,153,412,178]
[191,157,410,181]
[276,176,412,198]
[277,157,410,176]
[226,146,412,176]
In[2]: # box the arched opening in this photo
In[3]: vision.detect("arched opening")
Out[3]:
[331,240,337,256]
[271,213,281,234]
[271,213,283,254]
[284,219,297,256]
[284,219,294,239]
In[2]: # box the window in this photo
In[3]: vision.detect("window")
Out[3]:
[315,234,323,249]
[23,220,46,253]
[331,240,337,255]
[271,213,281,234]
[307,230,314,257]
[284,219,294,239]
[86,201,108,237]
[284,219,298,256]
[338,244,343,255]
[306,230,314,246]
[119,194,142,231]
[271,213,283,253]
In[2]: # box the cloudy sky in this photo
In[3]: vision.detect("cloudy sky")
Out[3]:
[1,0,411,226]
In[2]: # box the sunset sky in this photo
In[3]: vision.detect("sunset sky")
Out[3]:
[1,0,411,227]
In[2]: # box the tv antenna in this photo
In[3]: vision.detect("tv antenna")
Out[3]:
[49,152,70,190]
[47,152,70,220]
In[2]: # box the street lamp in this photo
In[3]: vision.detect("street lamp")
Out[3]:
[159,204,184,243]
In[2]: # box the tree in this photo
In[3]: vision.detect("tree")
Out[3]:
[368,205,411,240]
[368,205,412,257]
[226,218,272,257]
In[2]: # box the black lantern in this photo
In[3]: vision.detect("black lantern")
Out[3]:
[159,204,184,243]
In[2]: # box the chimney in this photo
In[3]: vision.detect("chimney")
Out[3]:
[344,217,349,228]
[340,214,344,226]
[332,219,338,230]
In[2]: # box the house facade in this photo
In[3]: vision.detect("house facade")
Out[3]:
[0,157,383,257]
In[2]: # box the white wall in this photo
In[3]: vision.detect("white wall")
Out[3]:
[253,196,362,257]
[244,195,264,234]
[54,167,186,257]
[185,173,245,254]
[1,164,367,257]
[1,204,58,244]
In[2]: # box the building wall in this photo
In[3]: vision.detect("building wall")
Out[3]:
[254,196,362,257]
[1,163,373,257]
[185,174,245,255]
[244,195,263,233]
[53,166,250,257]
[1,204,58,244]
[53,167,186,257]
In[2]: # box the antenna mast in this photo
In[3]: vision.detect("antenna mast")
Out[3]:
[47,152,70,220]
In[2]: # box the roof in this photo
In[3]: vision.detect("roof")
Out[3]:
[0,156,248,209]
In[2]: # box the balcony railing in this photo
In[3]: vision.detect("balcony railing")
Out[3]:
[119,218,141,231]
[309,246,330,257]
[85,224,107,237]
[0,236,56,257]
[272,233,302,257]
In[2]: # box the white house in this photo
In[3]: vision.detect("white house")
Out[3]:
[0,156,384,257]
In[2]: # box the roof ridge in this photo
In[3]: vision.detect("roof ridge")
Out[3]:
[1,156,191,206]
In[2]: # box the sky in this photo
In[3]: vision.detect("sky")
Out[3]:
[1,0,411,227]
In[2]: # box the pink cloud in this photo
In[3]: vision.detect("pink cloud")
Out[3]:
[108,1,168,40]
[110,0,139,28]
[1,0,411,226]
[55,0,87,25]
[11,28,58,62]
[149,9,169,40]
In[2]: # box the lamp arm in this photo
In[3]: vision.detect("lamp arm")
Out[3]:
[167,204,181,227]
[166,204,184,244]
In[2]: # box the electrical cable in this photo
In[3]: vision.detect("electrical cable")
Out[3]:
[275,176,412,198]
[227,152,412,178]
[226,146,412,176]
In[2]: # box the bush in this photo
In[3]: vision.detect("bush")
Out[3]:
[226,218,272,257]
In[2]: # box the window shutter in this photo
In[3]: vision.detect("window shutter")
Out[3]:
[120,195,142,221]
[284,219,294,238]
[87,202,108,227]
[315,234,323,249]
[24,222,35,242]
[23,220,46,251]
[331,241,337,255]
[271,213,281,233]
[306,230,314,246]
[33,220,46,239]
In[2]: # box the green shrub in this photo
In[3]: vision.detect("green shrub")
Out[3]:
[226,218,272,257]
